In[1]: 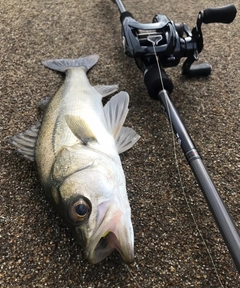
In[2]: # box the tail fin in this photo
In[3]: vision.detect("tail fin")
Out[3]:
[41,55,99,73]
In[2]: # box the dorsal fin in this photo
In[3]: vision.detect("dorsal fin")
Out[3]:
[65,115,97,145]
[103,91,140,153]
[103,91,129,139]
[116,127,140,154]
[10,122,41,161]
[93,85,118,97]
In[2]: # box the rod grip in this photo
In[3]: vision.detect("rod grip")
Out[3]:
[202,4,237,24]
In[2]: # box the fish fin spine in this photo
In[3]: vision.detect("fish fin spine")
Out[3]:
[103,91,140,153]
[10,122,41,161]
[103,91,129,139]
[116,127,140,154]
[93,85,119,97]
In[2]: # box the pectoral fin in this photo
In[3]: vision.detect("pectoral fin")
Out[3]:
[65,115,97,145]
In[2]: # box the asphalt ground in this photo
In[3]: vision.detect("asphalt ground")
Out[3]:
[1,0,240,287]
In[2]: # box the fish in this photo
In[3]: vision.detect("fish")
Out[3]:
[11,55,140,264]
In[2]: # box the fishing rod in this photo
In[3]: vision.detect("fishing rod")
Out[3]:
[111,0,240,273]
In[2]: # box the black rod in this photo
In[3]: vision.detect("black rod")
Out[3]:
[158,89,240,273]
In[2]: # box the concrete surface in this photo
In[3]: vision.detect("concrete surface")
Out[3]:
[1,0,240,287]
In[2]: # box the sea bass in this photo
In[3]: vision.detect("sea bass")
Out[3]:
[11,55,140,264]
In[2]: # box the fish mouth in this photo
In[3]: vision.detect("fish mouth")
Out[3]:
[86,202,134,264]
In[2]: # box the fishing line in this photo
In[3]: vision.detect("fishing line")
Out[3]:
[150,42,224,288]
[125,264,141,288]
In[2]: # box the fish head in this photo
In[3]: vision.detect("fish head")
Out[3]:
[56,160,134,264]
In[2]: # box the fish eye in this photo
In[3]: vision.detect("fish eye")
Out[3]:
[69,198,91,222]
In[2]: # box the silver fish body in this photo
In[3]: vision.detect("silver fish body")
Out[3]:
[11,55,140,264]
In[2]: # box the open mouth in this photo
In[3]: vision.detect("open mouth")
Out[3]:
[91,232,118,263]
[87,229,134,264]
[86,201,134,264]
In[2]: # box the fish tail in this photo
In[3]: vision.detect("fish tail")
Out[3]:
[41,55,99,73]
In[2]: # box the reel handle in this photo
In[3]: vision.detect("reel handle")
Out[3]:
[202,4,237,24]
[183,63,212,77]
